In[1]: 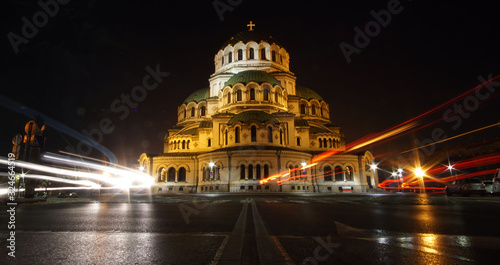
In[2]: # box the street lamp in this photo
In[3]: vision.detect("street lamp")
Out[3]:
[138,166,145,172]
[414,167,426,193]
[209,162,215,180]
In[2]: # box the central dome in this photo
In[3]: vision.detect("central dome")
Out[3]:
[221,30,282,48]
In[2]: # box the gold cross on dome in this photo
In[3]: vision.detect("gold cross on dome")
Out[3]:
[247,21,255,31]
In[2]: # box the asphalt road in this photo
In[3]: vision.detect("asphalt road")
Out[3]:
[1,193,500,264]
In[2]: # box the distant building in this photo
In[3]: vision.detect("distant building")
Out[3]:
[139,23,378,193]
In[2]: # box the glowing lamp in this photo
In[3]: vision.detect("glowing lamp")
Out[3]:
[414,168,425,177]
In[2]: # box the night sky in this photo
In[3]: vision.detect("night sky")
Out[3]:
[1,0,499,167]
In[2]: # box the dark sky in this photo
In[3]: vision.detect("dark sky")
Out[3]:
[1,0,499,166]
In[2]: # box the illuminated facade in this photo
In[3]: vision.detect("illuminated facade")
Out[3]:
[139,23,378,193]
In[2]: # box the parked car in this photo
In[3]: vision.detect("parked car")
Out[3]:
[492,176,500,195]
[57,192,78,198]
[445,178,486,196]
[57,192,69,198]
[483,181,493,194]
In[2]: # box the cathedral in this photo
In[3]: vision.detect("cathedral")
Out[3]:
[138,22,378,193]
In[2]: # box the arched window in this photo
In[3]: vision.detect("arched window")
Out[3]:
[319,139,322,148]
[249,48,255,59]
[300,104,306,115]
[202,167,206,181]
[167,167,176,182]
[274,91,279,103]
[280,129,283,145]
[250,88,255,100]
[222,56,224,65]
[225,130,228,145]
[260,48,266,60]
[289,165,294,178]
[191,107,195,117]
[215,166,220,180]
[323,139,327,149]
[251,126,257,142]
[248,164,254,179]
[228,52,232,63]
[320,107,324,116]
[227,92,231,104]
[334,166,343,181]
[207,166,212,179]
[272,51,276,62]
[256,164,261,179]
[345,166,353,181]
[264,165,269,178]
[158,168,166,182]
[186,140,190,149]
[207,138,211,147]
[240,165,246,179]
[178,167,186,182]
[238,49,243,60]
[235,127,240,143]
[267,127,273,143]
[311,105,316,115]
[183,109,186,119]
[200,106,206,116]
[296,137,301,146]
[236,89,242,101]
[324,166,332,181]
[263,88,269,101]
[295,165,301,179]
[182,140,186,149]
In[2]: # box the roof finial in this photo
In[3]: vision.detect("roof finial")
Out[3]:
[247,21,255,31]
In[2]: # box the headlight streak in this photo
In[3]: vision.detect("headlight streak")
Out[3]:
[0,172,99,187]
[0,153,154,193]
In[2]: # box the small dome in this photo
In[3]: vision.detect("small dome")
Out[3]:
[227,111,280,125]
[221,30,282,48]
[225,70,281,87]
[183,87,210,104]
[296,86,324,101]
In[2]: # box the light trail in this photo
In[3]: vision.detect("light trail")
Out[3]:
[398,122,500,155]
[41,153,154,185]
[0,154,154,189]
[0,172,100,187]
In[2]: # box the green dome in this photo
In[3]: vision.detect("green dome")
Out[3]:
[225,70,281,87]
[183,87,210,104]
[296,86,323,101]
[227,111,280,125]
[222,30,282,48]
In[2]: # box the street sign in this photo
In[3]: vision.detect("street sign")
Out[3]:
[25,120,37,134]
[12,134,22,145]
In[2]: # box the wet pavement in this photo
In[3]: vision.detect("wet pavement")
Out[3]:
[1,192,500,264]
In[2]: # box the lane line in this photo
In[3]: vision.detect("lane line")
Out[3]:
[251,200,291,265]
[212,197,250,265]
